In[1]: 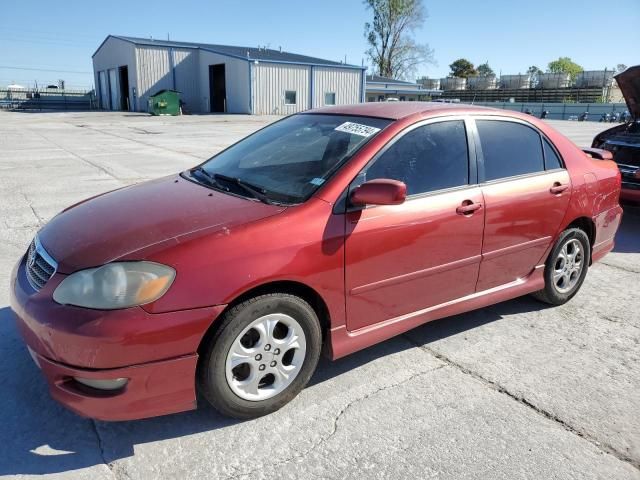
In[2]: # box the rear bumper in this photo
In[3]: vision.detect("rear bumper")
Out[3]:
[592,204,624,263]
[29,349,199,421]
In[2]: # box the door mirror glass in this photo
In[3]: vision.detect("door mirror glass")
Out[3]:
[350,179,407,206]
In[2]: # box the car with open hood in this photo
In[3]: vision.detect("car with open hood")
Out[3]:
[592,65,640,203]
[10,102,622,420]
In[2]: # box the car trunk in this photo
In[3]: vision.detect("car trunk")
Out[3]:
[616,65,640,120]
[593,66,640,176]
[597,121,640,167]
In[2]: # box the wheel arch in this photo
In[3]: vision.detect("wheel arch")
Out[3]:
[564,216,596,262]
[196,280,332,357]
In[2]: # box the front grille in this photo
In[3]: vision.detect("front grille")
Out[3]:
[25,237,57,291]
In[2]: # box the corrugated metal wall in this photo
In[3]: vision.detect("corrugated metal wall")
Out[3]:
[312,67,361,107]
[135,46,173,111]
[172,49,200,112]
[252,62,310,115]
[92,37,137,111]
[198,51,250,114]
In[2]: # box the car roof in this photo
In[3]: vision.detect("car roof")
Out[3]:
[307,102,504,120]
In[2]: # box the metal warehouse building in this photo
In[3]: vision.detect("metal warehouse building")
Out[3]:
[92,35,366,114]
[365,74,441,102]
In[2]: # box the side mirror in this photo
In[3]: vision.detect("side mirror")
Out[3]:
[350,179,407,206]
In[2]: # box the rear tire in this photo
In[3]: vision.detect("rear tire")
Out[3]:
[198,293,322,419]
[532,228,590,305]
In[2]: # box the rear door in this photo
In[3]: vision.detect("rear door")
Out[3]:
[344,118,485,331]
[472,117,571,291]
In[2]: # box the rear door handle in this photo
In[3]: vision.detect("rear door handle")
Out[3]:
[550,182,569,194]
[456,201,483,215]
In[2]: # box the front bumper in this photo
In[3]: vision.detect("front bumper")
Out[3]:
[28,348,199,421]
[10,255,226,421]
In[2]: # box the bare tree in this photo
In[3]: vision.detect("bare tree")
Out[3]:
[364,0,434,80]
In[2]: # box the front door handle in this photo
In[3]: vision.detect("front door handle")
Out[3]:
[456,200,483,215]
[550,182,569,194]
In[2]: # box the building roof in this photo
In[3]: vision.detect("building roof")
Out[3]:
[366,75,418,85]
[307,101,501,120]
[94,35,363,69]
[366,88,443,96]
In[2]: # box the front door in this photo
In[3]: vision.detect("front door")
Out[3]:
[209,64,226,113]
[473,118,571,291]
[344,119,485,331]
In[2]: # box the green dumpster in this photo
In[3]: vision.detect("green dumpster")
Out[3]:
[148,89,180,116]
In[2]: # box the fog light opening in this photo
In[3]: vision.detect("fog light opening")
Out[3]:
[73,377,129,391]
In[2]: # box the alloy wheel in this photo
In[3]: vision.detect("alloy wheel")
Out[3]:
[225,313,307,401]
[552,238,584,294]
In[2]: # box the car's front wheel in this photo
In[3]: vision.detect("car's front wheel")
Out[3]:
[532,227,591,305]
[198,293,322,419]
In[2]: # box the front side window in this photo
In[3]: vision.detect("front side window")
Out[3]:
[193,114,391,204]
[361,120,469,196]
[476,120,544,181]
[324,92,336,105]
[284,90,296,105]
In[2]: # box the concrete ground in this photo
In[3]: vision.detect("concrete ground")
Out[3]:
[0,111,638,480]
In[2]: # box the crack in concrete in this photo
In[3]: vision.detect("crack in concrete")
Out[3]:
[224,365,445,480]
[404,337,640,472]
[20,192,44,226]
[28,127,125,183]
[77,123,203,161]
[599,261,640,275]
[90,421,131,480]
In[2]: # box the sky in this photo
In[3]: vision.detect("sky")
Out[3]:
[1,0,638,90]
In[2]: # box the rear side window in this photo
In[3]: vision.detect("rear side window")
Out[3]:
[543,138,563,170]
[476,120,544,181]
[363,120,469,195]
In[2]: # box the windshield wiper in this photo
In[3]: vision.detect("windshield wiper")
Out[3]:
[190,166,224,190]
[213,173,274,205]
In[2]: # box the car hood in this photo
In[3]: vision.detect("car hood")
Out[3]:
[39,174,285,273]
[616,65,640,118]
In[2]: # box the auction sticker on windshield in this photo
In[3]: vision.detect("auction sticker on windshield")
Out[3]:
[335,122,381,137]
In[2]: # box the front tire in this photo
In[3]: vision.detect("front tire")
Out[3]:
[532,227,590,305]
[198,293,322,419]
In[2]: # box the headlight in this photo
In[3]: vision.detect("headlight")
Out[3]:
[53,262,176,310]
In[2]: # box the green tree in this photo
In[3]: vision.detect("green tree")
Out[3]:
[547,57,583,80]
[364,0,434,80]
[527,65,543,76]
[449,58,477,78]
[477,62,494,77]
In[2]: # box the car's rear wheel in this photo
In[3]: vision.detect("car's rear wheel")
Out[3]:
[198,293,322,419]
[532,227,590,305]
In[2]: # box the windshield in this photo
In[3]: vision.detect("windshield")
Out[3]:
[192,114,391,204]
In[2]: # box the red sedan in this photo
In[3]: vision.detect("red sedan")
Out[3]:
[10,103,622,420]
